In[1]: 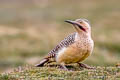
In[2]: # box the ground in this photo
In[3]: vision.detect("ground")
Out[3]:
[0,64,120,80]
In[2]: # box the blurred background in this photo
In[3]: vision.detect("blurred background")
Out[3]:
[0,0,120,73]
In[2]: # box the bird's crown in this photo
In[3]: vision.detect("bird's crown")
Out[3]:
[75,18,90,26]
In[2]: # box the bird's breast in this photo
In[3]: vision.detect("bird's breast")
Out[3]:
[76,38,94,54]
[56,38,94,64]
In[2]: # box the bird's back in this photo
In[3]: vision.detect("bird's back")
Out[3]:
[46,32,77,59]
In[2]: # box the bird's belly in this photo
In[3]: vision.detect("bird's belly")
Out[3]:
[56,47,90,64]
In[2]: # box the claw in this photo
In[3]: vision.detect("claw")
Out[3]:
[78,63,95,69]
[60,63,69,71]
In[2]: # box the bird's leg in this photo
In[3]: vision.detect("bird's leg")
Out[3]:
[78,63,95,69]
[60,63,68,71]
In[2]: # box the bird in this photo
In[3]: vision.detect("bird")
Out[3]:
[35,18,94,70]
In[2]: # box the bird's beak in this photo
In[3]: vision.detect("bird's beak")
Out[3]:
[65,20,86,32]
[65,20,77,25]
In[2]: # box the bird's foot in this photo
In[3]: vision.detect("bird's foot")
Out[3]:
[78,63,95,69]
[60,65,69,71]
[59,63,70,71]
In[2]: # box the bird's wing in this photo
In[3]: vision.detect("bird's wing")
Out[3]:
[47,32,76,58]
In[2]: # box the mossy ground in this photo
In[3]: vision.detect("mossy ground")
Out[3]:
[0,64,120,80]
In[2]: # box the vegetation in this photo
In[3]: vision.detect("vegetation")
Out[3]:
[0,65,120,80]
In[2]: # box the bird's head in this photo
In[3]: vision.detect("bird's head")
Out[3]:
[65,18,91,34]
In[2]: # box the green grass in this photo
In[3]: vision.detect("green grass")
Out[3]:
[0,65,120,80]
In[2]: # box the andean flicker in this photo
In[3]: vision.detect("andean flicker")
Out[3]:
[35,18,94,70]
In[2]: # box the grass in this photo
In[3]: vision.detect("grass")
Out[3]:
[0,64,120,80]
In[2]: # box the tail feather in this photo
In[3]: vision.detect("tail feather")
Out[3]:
[35,58,49,67]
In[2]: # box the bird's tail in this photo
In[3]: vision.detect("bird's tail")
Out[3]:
[35,58,49,67]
